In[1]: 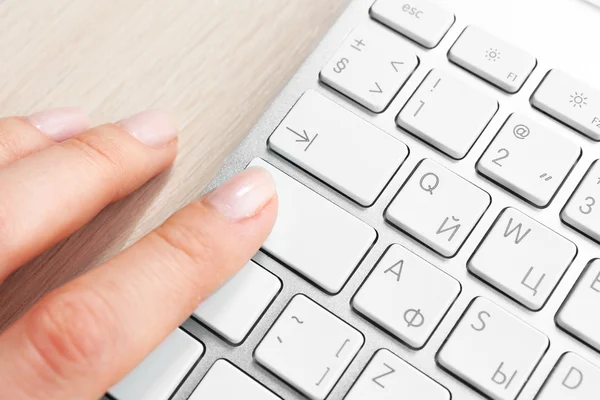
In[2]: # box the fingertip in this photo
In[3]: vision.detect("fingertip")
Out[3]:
[203,166,278,222]
[26,107,91,142]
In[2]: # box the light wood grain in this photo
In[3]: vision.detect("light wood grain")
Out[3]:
[0,0,344,330]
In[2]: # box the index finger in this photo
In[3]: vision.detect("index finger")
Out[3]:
[0,167,277,400]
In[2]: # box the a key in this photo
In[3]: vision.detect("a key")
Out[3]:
[385,159,490,257]
[469,208,577,310]
[268,90,408,206]
[437,297,549,400]
[531,70,600,140]
[352,244,460,348]
[556,259,600,352]
[397,69,498,159]
[255,295,363,400]
[108,329,204,400]
[193,260,281,345]
[448,26,536,93]
[248,159,376,294]
[536,352,600,400]
[370,0,455,49]
[320,23,418,113]
[189,360,281,400]
[477,113,581,207]
[344,349,451,400]
[561,160,600,242]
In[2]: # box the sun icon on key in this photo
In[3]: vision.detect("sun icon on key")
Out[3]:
[485,48,501,62]
[569,92,588,108]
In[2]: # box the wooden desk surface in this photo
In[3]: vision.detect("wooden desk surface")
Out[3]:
[0,0,344,330]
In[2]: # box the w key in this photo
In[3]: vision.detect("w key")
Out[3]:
[477,113,580,207]
[437,297,549,400]
[469,207,577,310]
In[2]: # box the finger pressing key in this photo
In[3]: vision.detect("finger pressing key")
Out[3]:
[0,166,278,400]
[0,109,178,282]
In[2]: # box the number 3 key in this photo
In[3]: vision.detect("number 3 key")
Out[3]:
[562,160,600,243]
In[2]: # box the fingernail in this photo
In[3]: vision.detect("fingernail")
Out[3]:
[117,109,178,148]
[204,167,277,221]
[27,107,90,142]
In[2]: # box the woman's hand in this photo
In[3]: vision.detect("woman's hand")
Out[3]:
[0,108,278,399]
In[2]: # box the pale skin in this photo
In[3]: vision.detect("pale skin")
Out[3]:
[0,107,278,399]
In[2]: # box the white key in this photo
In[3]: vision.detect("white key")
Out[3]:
[532,70,600,140]
[397,69,498,159]
[248,159,376,294]
[370,0,455,48]
[469,208,577,310]
[352,244,460,348]
[255,295,363,400]
[556,259,600,352]
[477,113,580,207]
[268,90,408,206]
[385,159,490,257]
[189,360,280,400]
[193,261,281,344]
[536,352,600,400]
[320,23,418,113]
[108,329,203,400]
[345,349,451,400]
[437,297,549,400]
[448,26,536,93]
[561,160,600,242]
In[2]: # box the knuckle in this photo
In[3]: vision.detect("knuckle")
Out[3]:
[24,289,118,379]
[151,209,218,269]
[0,118,30,162]
[64,131,128,183]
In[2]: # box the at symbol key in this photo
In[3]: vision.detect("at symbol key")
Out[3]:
[477,113,580,207]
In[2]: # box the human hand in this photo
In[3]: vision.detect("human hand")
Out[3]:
[0,108,278,399]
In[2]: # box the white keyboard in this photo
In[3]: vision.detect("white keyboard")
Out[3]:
[107,0,600,399]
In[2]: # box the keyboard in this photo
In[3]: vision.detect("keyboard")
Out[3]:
[105,0,600,399]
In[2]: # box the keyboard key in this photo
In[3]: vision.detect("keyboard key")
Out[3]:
[193,260,281,344]
[556,259,600,352]
[320,23,418,112]
[448,26,536,93]
[437,297,549,400]
[189,360,280,400]
[536,352,600,400]
[561,160,600,242]
[345,349,451,400]
[108,329,203,400]
[352,244,460,348]
[370,0,455,49]
[248,158,376,294]
[531,69,600,140]
[255,295,363,400]
[268,90,408,206]
[477,113,580,207]
[397,69,498,159]
[385,159,490,257]
[469,208,577,310]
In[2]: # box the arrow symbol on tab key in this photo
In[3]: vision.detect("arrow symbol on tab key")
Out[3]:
[369,82,383,93]
[391,61,404,72]
[286,127,319,152]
